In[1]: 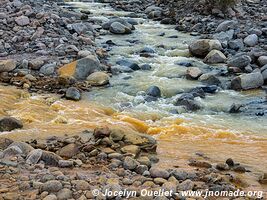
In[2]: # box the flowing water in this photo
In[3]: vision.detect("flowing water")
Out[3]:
[1,0,267,190]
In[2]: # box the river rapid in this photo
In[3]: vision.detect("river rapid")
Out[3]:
[1,0,267,190]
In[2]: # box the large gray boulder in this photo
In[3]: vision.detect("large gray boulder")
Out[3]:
[110,22,132,34]
[58,55,101,80]
[189,39,222,57]
[231,72,264,90]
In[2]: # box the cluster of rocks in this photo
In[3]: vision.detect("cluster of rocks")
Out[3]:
[0,124,260,200]
[0,0,115,100]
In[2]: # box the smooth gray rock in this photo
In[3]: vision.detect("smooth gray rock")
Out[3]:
[227,55,251,68]
[65,87,81,101]
[26,149,43,164]
[244,34,258,47]
[231,72,264,90]
[0,117,23,132]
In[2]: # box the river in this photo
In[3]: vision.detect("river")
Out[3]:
[1,0,267,191]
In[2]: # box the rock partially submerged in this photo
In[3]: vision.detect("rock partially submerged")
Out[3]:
[0,117,23,132]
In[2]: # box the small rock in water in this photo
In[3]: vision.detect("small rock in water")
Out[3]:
[229,103,243,113]
[233,166,246,173]
[186,67,203,79]
[140,64,152,70]
[146,86,161,98]
[226,158,235,167]
[86,72,110,86]
[65,87,81,101]
[176,61,192,67]
[0,117,23,132]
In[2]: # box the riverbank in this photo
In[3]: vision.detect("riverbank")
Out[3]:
[0,0,267,199]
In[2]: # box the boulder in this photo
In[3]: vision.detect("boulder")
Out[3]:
[186,67,203,79]
[86,72,109,86]
[0,117,23,132]
[231,72,264,90]
[244,34,258,47]
[58,55,101,80]
[65,87,81,101]
[258,56,267,67]
[102,18,134,31]
[0,60,16,72]
[204,50,226,64]
[15,16,30,26]
[146,86,161,97]
[215,20,238,32]
[189,39,222,57]
[110,22,132,34]
[213,30,234,46]
[227,55,251,69]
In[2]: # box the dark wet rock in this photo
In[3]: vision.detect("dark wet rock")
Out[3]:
[65,87,81,101]
[116,59,140,71]
[189,88,205,98]
[144,95,158,102]
[146,86,161,98]
[102,17,134,31]
[231,72,264,90]
[200,85,218,93]
[139,47,156,54]
[229,103,243,113]
[149,167,170,179]
[226,158,235,167]
[26,149,43,165]
[140,64,152,70]
[199,74,222,86]
[0,117,23,132]
[175,93,201,111]
[176,61,192,67]
[189,39,222,57]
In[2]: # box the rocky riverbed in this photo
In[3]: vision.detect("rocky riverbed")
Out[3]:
[0,0,267,199]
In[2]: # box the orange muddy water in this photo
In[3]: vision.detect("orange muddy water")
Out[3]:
[1,84,267,192]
